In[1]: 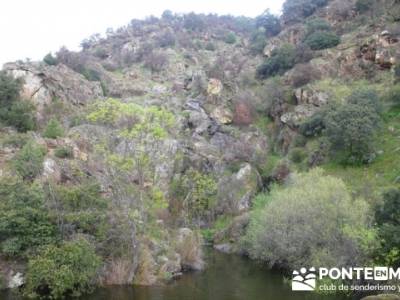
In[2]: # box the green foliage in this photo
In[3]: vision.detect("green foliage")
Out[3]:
[43,53,58,66]
[205,42,216,51]
[385,85,400,107]
[44,118,64,139]
[0,71,36,132]
[183,13,206,32]
[0,179,57,257]
[256,44,296,79]
[304,31,340,50]
[2,132,29,148]
[250,30,267,54]
[255,9,281,37]
[289,147,307,163]
[3,101,36,132]
[325,90,381,164]
[299,111,325,137]
[13,141,45,181]
[25,238,101,299]
[283,0,328,23]
[243,168,376,269]
[305,18,332,35]
[224,32,237,44]
[375,189,400,267]
[54,146,73,159]
[355,0,374,13]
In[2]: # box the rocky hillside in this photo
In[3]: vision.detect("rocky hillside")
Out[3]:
[0,0,400,298]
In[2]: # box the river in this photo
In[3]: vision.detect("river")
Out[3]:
[1,249,349,300]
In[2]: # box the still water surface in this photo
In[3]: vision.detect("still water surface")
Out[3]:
[1,249,349,300]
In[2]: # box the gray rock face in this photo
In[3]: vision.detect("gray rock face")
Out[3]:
[3,62,103,119]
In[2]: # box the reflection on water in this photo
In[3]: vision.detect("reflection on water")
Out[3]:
[1,249,349,300]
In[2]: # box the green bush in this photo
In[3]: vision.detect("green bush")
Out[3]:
[256,44,296,79]
[355,0,374,13]
[299,112,325,137]
[25,238,101,299]
[2,133,29,148]
[43,53,58,66]
[289,147,307,163]
[385,85,400,107]
[304,31,340,50]
[283,0,328,23]
[183,13,206,32]
[255,9,281,37]
[0,179,57,257]
[305,18,332,35]
[224,32,237,44]
[0,71,36,132]
[205,42,216,51]
[375,189,400,267]
[13,141,45,181]
[44,118,64,139]
[54,146,73,159]
[3,101,36,132]
[243,168,376,269]
[325,95,381,164]
[250,30,267,55]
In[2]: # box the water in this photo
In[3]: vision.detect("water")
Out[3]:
[1,249,348,300]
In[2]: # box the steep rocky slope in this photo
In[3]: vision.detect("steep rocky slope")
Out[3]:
[0,0,400,297]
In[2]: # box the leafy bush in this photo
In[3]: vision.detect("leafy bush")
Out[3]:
[325,93,381,164]
[25,238,101,299]
[290,63,320,87]
[289,147,307,163]
[385,85,400,107]
[375,189,400,266]
[255,9,281,37]
[355,0,374,13]
[54,146,73,159]
[44,118,64,139]
[43,53,58,66]
[183,13,206,32]
[283,0,328,23]
[347,88,382,114]
[0,71,22,106]
[250,30,267,55]
[157,31,176,48]
[143,51,168,72]
[13,141,45,181]
[243,168,376,269]
[304,31,340,50]
[305,18,332,36]
[3,101,36,132]
[299,111,325,137]
[0,179,57,257]
[256,44,296,79]
[205,42,216,51]
[224,32,237,44]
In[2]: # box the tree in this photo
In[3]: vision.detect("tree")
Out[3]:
[24,238,101,299]
[43,53,58,66]
[375,189,400,267]
[0,71,22,107]
[256,9,281,37]
[256,44,296,79]
[0,179,57,257]
[4,101,36,132]
[243,168,376,269]
[44,118,64,139]
[13,141,45,181]
[224,32,237,44]
[324,90,381,164]
[304,31,340,50]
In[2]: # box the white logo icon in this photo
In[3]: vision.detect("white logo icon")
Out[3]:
[292,267,316,291]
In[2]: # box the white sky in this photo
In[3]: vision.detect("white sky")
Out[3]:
[0,0,283,67]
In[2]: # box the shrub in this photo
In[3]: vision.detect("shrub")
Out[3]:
[0,179,57,257]
[375,189,400,266]
[224,32,237,44]
[0,71,22,107]
[355,0,374,13]
[157,31,176,48]
[325,99,380,165]
[299,111,325,137]
[385,85,400,106]
[43,53,58,66]
[304,31,340,50]
[205,42,216,51]
[250,30,267,55]
[54,146,73,159]
[13,141,45,181]
[305,18,332,36]
[44,118,64,139]
[289,147,307,163]
[283,0,328,23]
[25,238,101,299]
[183,13,206,32]
[347,88,382,114]
[256,9,281,37]
[290,63,320,87]
[243,168,376,269]
[3,101,36,132]
[256,44,296,79]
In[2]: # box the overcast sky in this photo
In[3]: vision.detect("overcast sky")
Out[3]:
[0,0,284,67]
